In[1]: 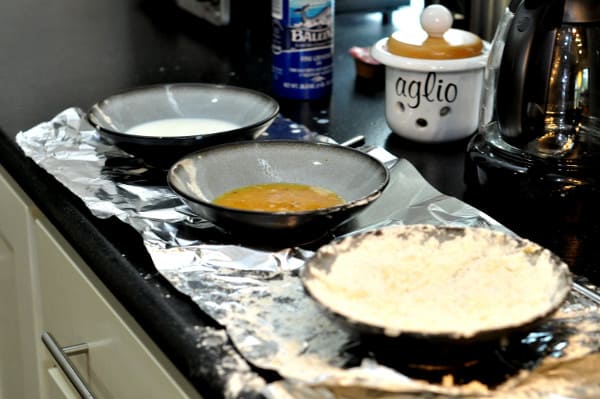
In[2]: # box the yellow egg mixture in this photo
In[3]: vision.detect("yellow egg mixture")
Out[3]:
[213,183,344,212]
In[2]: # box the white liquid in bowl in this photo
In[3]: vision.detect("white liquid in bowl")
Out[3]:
[126,118,240,137]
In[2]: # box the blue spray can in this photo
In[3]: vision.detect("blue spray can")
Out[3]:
[271,0,334,100]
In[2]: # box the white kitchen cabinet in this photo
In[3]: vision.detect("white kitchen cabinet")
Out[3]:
[33,218,202,399]
[0,166,42,399]
[0,166,203,399]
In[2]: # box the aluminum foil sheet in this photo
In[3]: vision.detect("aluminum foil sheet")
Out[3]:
[16,108,600,398]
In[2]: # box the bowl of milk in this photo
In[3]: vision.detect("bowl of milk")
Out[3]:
[86,83,280,167]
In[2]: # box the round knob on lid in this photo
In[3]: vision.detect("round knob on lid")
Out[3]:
[420,4,453,38]
[386,5,483,60]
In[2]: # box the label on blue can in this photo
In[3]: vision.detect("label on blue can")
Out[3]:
[272,0,334,100]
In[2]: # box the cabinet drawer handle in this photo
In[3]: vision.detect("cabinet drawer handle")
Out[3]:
[41,331,96,399]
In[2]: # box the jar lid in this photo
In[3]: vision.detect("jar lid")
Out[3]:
[387,5,483,60]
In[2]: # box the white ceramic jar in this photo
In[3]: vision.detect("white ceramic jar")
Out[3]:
[371,5,489,143]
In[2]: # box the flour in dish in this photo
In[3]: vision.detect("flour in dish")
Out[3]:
[303,225,571,338]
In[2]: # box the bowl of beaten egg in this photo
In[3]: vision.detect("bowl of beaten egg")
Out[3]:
[86,83,279,167]
[167,140,390,241]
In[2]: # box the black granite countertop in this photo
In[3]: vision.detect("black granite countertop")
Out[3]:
[2,1,599,397]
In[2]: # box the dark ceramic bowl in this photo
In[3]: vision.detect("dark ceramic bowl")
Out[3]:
[302,224,572,346]
[86,83,279,167]
[167,140,390,242]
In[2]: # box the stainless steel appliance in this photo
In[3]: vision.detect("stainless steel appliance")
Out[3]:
[174,0,409,26]
[175,0,231,25]
[466,0,600,199]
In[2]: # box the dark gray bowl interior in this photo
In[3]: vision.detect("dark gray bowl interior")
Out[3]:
[86,83,280,166]
[170,141,386,201]
[167,140,390,238]
[87,83,279,136]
